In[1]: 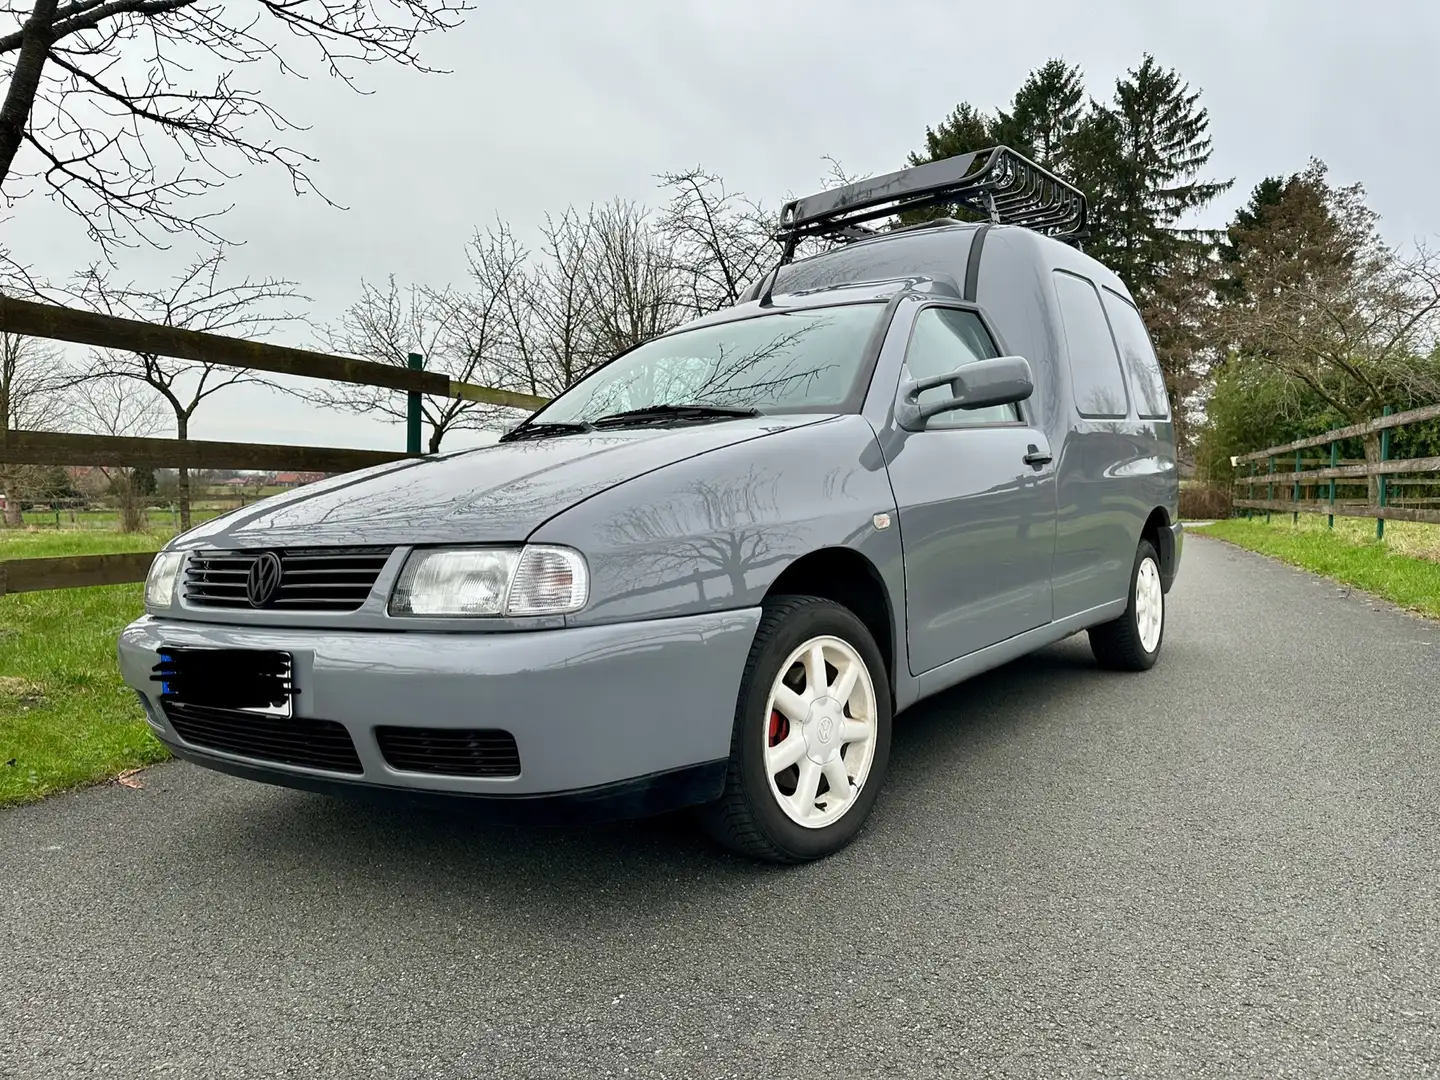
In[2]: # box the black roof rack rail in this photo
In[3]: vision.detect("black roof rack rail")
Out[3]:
[773,146,1088,264]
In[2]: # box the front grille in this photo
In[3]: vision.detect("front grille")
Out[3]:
[164,702,364,774]
[376,727,522,778]
[184,547,392,611]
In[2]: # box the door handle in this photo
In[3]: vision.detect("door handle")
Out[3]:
[1023,444,1052,467]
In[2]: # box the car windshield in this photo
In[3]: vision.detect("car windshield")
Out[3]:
[533,304,884,425]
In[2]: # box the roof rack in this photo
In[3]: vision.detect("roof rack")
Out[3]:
[773,146,1088,264]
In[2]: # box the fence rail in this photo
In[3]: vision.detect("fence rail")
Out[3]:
[2,429,413,473]
[1231,403,1440,534]
[0,296,553,594]
[1232,402,1440,462]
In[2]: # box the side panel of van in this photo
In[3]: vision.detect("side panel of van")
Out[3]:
[980,232,1178,624]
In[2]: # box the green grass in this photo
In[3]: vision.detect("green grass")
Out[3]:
[0,528,182,805]
[0,583,169,806]
[1194,516,1440,619]
[2,528,177,559]
[22,507,229,529]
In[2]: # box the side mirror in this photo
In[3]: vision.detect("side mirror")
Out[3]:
[896,355,1034,430]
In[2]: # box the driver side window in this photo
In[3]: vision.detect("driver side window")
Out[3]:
[904,306,1021,427]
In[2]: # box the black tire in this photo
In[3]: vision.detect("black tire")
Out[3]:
[1088,538,1165,672]
[699,595,892,864]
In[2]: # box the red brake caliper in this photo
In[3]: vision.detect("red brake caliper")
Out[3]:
[768,709,789,747]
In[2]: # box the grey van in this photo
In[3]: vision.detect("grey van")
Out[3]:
[119,147,1182,863]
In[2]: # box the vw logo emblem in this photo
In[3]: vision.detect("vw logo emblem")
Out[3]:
[246,551,283,608]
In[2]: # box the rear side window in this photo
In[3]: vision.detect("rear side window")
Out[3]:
[1051,271,1128,419]
[903,306,1019,427]
[1100,287,1170,420]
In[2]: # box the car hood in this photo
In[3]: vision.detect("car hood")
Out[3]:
[173,416,834,549]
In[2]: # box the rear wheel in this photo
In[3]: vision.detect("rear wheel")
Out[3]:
[700,595,892,863]
[1088,539,1164,671]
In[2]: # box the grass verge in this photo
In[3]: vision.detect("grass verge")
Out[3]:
[1193,516,1440,619]
[1,529,177,806]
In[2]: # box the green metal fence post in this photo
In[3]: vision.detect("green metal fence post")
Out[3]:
[406,353,423,455]
[1267,456,1274,523]
[1377,405,1392,540]
[1327,441,1337,529]
[1293,449,1301,524]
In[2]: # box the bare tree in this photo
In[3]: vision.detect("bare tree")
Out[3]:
[69,246,304,527]
[1217,160,1440,497]
[0,329,63,525]
[456,218,542,402]
[469,202,683,407]
[299,275,508,453]
[527,209,600,394]
[655,169,776,318]
[0,0,471,256]
[579,199,682,359]
[69,374,164,531]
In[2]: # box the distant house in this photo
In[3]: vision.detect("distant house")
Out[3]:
[220,477,249,488]
[271,471,326,488]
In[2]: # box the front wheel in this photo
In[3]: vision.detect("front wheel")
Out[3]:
[1088,538,1165,671]
[700,595,892,863]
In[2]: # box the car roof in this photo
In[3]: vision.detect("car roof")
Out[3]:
[668,217,1138,339]
[669,276,953,336]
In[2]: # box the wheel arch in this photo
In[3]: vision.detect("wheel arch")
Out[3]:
[763,546,897,690]
[1141,505,1177,589]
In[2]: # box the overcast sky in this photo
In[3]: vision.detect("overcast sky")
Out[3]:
[9,0,1439,454]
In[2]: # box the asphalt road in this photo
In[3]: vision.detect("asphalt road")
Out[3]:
[4,536,1439,1079]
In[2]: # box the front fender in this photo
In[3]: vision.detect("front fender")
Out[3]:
[530,415,903,628]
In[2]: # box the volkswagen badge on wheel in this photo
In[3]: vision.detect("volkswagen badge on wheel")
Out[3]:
[246,551,283,608]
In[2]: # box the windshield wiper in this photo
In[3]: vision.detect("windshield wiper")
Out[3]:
[497,420,595,443]
[589,403,761,429]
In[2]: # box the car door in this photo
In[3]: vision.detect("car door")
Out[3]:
[882,302,1058,675]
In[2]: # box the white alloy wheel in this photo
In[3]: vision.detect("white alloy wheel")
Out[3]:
[1135,555,1164,653]
[762,635,878,828]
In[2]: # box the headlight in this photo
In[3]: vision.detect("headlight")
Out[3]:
[388,545,589,617]
[144,551,185,608]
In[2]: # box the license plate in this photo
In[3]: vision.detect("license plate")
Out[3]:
[152,647,296,719]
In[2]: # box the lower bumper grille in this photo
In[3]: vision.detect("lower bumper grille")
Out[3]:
[376,727,521,778]
[163,702,363,775]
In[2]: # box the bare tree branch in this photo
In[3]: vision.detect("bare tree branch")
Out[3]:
[62,245,306,526]
[0,326,66,524]
[293,273,513,452]
[654,168,776,318]
[1216,158,1440,496]
[0,0,471,256]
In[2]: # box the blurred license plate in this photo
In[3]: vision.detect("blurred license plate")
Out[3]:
[152,647,295,718]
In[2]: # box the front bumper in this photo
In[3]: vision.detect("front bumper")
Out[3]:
[118,609,760,816]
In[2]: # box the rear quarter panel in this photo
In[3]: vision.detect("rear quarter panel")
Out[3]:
[979,229,1179,619]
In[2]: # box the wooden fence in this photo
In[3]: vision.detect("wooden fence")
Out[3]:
[0,295,549,595]
[1232,402,1440,537]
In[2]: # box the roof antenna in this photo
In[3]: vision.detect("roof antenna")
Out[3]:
[757,234,796,308]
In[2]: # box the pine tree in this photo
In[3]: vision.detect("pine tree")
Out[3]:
[906,102,995,168]
[900,103,997,225]
[991,59,1086,172]
[1216,175,1307,302]
[1095,54,1233,303]
[902,56,1231,448]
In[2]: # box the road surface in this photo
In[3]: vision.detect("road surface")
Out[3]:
[4,537,1438,1078]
